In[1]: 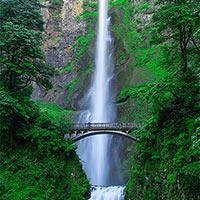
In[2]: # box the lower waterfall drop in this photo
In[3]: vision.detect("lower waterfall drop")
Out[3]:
[76,0,125,199]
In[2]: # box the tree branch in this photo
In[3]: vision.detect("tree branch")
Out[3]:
[192,39,200,54]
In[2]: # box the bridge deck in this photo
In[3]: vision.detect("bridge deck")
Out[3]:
[69,123,143,131]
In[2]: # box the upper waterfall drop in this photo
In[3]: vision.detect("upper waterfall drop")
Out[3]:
[90,0,115,123]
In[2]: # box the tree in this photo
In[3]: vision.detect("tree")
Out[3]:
[151,0,200,72]
[0,0,54,94]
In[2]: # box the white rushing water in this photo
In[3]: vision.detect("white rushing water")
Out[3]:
[89,186,125,200]
[76,0,125,199]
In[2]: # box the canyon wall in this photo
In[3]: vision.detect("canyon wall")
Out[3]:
[32,0,156,122]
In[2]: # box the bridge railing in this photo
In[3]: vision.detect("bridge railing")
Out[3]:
[69,123,143,130]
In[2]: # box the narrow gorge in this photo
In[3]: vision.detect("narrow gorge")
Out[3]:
[0,0,199,199]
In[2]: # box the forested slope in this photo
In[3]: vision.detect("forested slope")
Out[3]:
[0,0,90,199]
[121,0,200,199]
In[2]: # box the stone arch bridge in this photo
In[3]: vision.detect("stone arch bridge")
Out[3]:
[65,123,143,142]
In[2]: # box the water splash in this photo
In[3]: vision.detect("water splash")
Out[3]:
[89,186,125,200]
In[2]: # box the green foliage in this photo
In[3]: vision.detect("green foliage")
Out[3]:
[0,99,90,199]
[121,0,200,199]
[109,0,162,122]
[36,101,72,127]
[140,3,151,11]
[49,0,63,6]
[64,158,91,200]
[0,67,90,199]
[0,87,36,144]
[59,61,74,73]
[61,1,98,106]
[71,0,97,73]
[151,0,200,71]
[0,0,90,199]
[0,148,90,200]
[0,0,54,93]
[0,0,44,31]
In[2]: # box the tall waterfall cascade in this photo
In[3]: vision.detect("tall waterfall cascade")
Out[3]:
[76,0,125,199]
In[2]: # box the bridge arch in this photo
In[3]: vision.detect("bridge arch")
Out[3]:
[72,130,137,142]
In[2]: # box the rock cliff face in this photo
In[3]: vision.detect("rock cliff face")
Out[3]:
[32,0,156,122]
[110,0,157,122]
[32,0,87,112]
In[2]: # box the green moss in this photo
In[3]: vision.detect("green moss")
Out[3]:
[51,36,56,40]
[36,101,73,123]
[59,61,74,73]
[54,13,61,19]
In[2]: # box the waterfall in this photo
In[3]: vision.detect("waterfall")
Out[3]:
[76,0,125,199]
